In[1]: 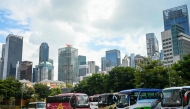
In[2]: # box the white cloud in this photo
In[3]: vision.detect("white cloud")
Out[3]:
[0,0,190,80]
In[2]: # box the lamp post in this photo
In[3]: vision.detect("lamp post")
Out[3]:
[166,56,171,87]
[21,84,25,109]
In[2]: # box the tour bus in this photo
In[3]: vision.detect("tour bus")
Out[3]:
[28,102,46,109]
[89,94,99,109]
[117,88,162,109]
[98,93,118,109]
[161,86,190,109]
[46,93,90,109]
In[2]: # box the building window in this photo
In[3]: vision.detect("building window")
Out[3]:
[163,40,165,42]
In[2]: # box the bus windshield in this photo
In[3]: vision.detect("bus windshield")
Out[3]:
[116,94,129,108]
[76,95,89,106]
[37,103,46,108]
[162,89,182,107]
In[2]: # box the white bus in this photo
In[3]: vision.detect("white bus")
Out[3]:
[161,86,190,109]
[28,102,46,109]
[89,94,99,109]
[117,88,162,109]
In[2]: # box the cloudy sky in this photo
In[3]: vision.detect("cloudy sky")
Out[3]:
[0,0,190,80]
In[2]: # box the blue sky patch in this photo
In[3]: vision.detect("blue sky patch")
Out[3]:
[0,10,30,31]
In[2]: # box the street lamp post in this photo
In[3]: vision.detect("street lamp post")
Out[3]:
[21,84,25,109]
[166,56,171,87]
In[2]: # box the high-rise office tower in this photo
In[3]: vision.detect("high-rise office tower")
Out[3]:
[163,5,190,35]
[48,59,53,65]
[106,49,121,71]
[95,65,99,73]
[160,50,164,60]
[120,54,130,67]
[161,24,185,66]
[78,65,88,77]
[38,61,54,81]
[101,57,106,71]
[39,42,49,63]
[0,44,6,79]
[3,34,23,79]
[78,55,86,65]
[20,61,33,81]
[33,65,39,82]
[88,61,95,74]
[146,33,159,60]
[130,53,135,68]
[58,44,78,84]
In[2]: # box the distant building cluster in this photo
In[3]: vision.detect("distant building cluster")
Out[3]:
[0,4,190,85]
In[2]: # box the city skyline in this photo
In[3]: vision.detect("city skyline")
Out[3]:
[0,1,190,80]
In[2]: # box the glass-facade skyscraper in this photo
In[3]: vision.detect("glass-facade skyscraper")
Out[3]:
[39,42,49,63]
[163,5,190,35]
[58,45,78,84]
[101,57,106,71]
[78,55,86,65]
[146,33,159,60]
[3,34,23,79]
[106,49,120,71]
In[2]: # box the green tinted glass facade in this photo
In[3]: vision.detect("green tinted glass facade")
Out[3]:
[58,46,78,84]
[171,24,184,55]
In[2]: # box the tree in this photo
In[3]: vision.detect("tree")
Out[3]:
[86,73,108,95]
[172,54,190,85]
[2,78,22,99]
[33,83,51,100]
[135,60,169,88]
[50,88,62,96]
[108,67,136,92]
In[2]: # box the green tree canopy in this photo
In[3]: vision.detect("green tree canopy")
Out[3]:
[1,78,22,99]
[50,88,62,96]
[135,60,168,88]
[172,54,190,85]
[108,67,136,92]
[34,83,51,100]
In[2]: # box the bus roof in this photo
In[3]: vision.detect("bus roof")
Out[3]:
[119,88,162,94]
[55,93,87,97]
[163,86,190,90]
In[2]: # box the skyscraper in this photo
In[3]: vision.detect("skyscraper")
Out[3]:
[101,57,106,71]
[146,33,159,60]
[78,55,86,65]
[106,49,121,71]
[88,61,95,74]
[58,44,78,84]
[0,44,6,79]
[39,42,49,63]
[163,5,190,35]
[33,65,39,82]
[3,34,23,79]
[38,61,54,81]
[20,61,33,81]
[161,24,185,66]
[120,54,130,67]
[130,53,135,68]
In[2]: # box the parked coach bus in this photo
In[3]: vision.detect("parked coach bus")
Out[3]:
[117,88,162,109]
[98,93,118,109]
[46,93,90,109]
[89,94,99,109]
[161,86,190,109]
